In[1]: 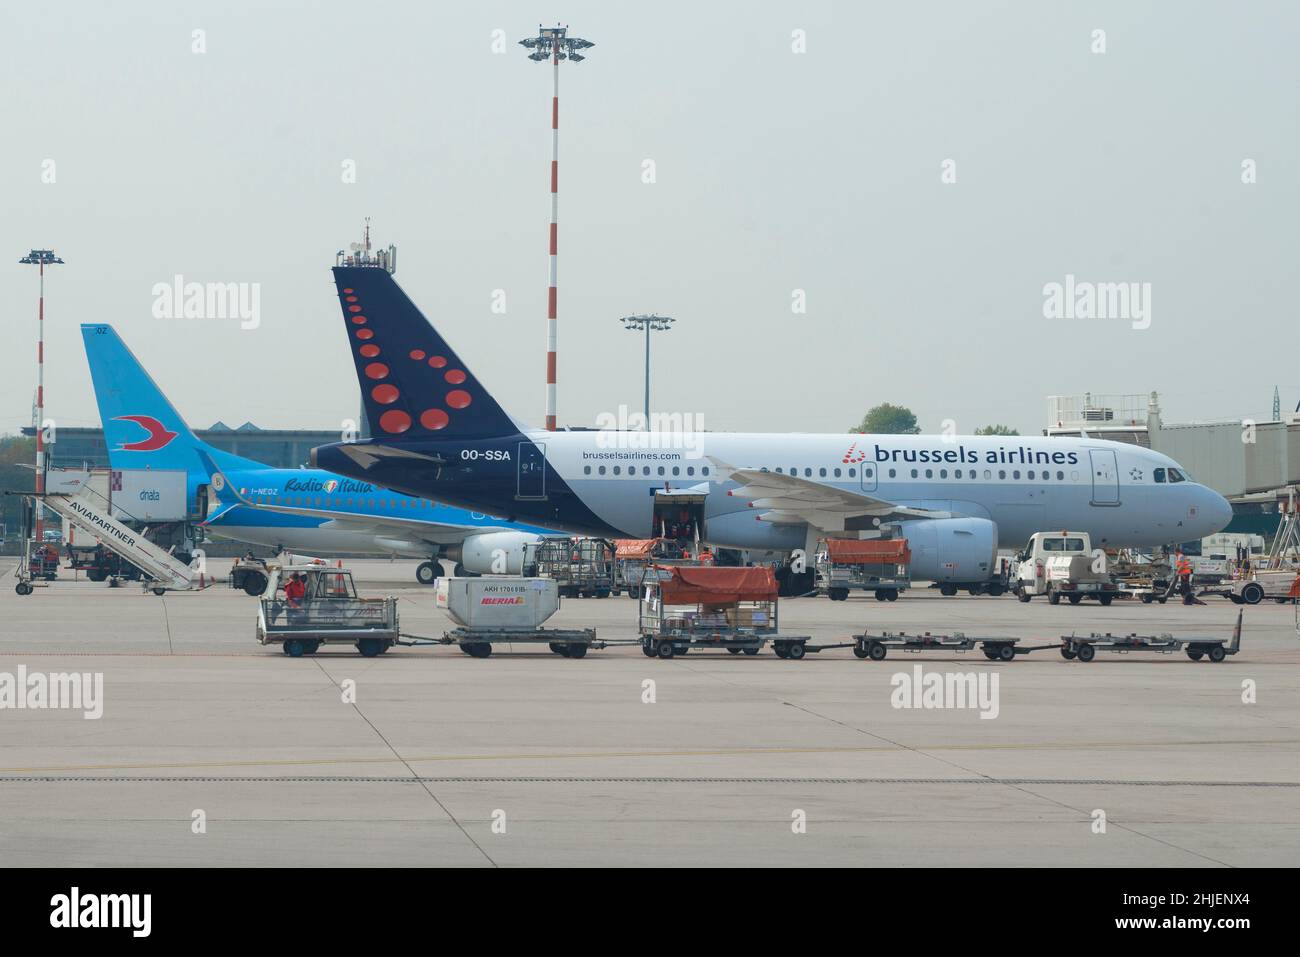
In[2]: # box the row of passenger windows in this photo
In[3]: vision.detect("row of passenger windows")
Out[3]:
[577,463,1076,482]
[253,495,433,508]
[583,465,711,477]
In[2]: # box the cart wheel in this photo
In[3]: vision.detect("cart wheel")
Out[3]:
[242,573,267,596]
[983,650,999,660]
[1157,596,1168,604]
[656,640,674,659]
[1208,645,1226,663]
[285,639,305,658]
[727,647,742,655]
[773,642,789,659]
[1060,646,1077,660]
[885,590,899,601]
[742,646,760,656]
[1067,594,1081,605]
[1076,643,1096,662]
[357,638,383,658]
[786,641,806,660]
[1048,592,1061,605]
[567,643,588,659]
[1017,591,1031,603]
[1140,594,1153,604]
[996,644,1016,662]
[304,640,321,655]
[1241,583,1264,605]
[640,641,656,658]
[473,643,493,658]
[14,582,31,596]
[853,643,869,658]
[939,584,958,597]
[867,641,887,661]
[1186,649,1204,661]
[1098,594,1113,606]
[152,587,167,597]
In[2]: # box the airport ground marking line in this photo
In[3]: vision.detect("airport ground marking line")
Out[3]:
[1,775,1297,786]
[158,596,175,655]
[3,738,1296,775]
[309,656,498,867]
[780,698,1239,867]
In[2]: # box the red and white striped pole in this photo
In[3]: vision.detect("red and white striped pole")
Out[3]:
[522,25,591,432]
[546,44,559,432]
[20,249,62,545]
[35,258,45,541]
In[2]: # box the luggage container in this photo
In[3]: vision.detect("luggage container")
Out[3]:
[815,538,911,601]
[409,576,600,657]
[637,565,810,658]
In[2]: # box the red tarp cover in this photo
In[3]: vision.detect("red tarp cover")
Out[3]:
[658,565,778,604]
[614,539,658,559]
[1287,576,1300,598]
[824,539,911,564]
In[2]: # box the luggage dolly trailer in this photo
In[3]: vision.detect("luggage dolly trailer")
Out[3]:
[399,627,604,658]
[1060,610,1243,663]
[814,537,911,602]
[802,631,1050,662]
[256,565,399,658]
[638,564,809,658]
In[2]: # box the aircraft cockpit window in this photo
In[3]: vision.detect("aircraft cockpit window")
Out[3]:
[1153,468,1166,483]
[1168,468,1186,483]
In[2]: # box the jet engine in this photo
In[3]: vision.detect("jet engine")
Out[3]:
[893,517,998,584]
[445,531,543,576]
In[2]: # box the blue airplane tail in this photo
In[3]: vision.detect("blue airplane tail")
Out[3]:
[81,324,265,475]
[332,266,520,441]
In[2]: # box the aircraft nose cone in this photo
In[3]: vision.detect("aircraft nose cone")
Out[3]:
[1203,488,1233,534]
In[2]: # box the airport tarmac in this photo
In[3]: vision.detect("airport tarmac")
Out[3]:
[0,558,1297,867]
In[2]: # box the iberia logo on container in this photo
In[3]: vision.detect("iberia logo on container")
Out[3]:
[480,596,524,605]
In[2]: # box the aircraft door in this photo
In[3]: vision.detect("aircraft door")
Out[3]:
[1088,449,1120,506]
[517,442,547,500]
[860,460,878,493]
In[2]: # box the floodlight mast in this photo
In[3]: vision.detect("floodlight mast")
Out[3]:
[620,314,675,428]
[519,24,594,431]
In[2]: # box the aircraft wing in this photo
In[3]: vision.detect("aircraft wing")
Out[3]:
[710,459,950,530]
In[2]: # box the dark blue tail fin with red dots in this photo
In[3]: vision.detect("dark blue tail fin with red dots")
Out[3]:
[333,266,519,440]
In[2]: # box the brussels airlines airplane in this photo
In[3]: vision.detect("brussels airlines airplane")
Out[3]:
[81,324,555,583]
[305,264,1233,588]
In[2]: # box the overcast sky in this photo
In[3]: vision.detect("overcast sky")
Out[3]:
[2,0,1296,441]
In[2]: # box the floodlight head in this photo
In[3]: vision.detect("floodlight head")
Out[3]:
[19,249,63,266]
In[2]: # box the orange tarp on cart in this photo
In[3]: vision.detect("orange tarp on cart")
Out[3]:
[823,539,911,564]
[614,539,658,559]
[658,566,778,604]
